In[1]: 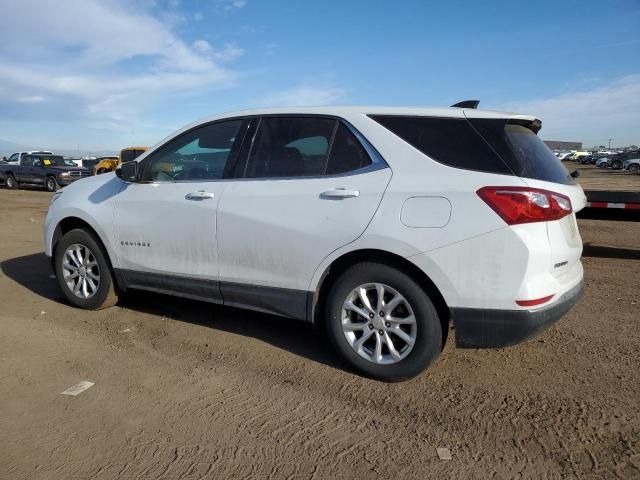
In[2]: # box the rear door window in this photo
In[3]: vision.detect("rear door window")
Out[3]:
[326,123,373,174]
[245,117,336,178]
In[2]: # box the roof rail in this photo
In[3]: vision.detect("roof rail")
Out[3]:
[451,100,480,109]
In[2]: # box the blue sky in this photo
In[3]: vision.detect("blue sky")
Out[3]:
[1,0,639,152]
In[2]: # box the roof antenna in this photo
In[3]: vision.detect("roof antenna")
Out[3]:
[451,100,480,109]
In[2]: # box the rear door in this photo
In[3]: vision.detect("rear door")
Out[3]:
[217,116,391,318]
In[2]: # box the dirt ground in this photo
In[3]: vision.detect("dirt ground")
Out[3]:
[0,188,638,480]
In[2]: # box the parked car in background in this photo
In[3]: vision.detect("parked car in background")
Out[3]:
[0,153,89,191]
[577,155,594,165]
[64,157,83,167]
[623,158,640,173]
[93,147,148,175]
[5,151,54,165]
[605,151,640,169]
[557,151,576,161]
[44,105,585,381]
[569,151,591,162]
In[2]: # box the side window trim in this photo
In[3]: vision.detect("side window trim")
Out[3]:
[320,120,340,174]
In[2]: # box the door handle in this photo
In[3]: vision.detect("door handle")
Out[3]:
[320,188,360,200]
[185,191,215,200]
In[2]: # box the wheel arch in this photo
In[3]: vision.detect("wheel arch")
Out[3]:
[309,248,451,344]
[51,216,120,289]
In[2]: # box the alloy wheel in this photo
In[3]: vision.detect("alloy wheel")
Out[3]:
[341,283,417,364]
[62,244,100,299]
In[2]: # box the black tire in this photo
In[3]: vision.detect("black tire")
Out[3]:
[54,228,118,310]
[611,160,622,169]
[5,174,18,189]
[45,175,58,192]
[629,164,640,173]
[325,262,442,382]
[96,168,109,175]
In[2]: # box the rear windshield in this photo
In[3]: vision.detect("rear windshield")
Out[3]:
[370,115,574,185]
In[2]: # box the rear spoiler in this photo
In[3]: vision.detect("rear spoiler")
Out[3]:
[451,100,480,109]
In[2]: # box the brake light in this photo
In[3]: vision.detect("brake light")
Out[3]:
[477,186,572,225]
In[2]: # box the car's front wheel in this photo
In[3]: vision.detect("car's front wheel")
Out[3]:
[54,228,119,310]
[611,160,622,169]
[325,262,443,382]
[629,164,640,173]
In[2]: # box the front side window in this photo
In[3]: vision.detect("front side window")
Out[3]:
[8,153,18,162]
[142,120,244,182]
[22,156,34,167]
[245,117,336,178]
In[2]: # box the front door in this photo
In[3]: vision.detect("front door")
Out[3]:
[112,119,248,299]
[217,116,392,318]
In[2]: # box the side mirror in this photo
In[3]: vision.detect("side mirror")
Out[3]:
[116,161,139,182]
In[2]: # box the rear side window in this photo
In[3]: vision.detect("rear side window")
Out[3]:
[370,115,512,175]
[468,118,574,185]
[326,124,372,174]
[245,117,336,178]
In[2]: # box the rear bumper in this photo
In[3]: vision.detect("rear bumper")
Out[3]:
[452,280,584,348]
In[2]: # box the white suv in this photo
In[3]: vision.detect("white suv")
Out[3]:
[44,106,586,381]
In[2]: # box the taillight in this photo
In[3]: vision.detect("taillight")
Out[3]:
[476,186,572,225]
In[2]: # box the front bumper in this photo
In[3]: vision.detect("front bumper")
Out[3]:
[452,280,584,348]
[57,177,86,186]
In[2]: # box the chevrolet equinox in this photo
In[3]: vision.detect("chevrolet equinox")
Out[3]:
[44,105,586,381]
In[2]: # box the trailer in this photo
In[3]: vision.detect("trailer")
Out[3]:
[575,164,640,211]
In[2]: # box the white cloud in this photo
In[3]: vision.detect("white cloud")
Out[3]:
[16,95,46,104]
[496,75,640,146]
[192,40,244,62]
[224,0,247,10]
[0,0,244,144]
[262,85,346,107]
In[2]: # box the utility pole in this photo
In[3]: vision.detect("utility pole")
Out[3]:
[608,138,612,149]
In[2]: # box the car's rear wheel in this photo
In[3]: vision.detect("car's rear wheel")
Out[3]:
[325,262,442,382]
[96,168,109,175]
[611,160,622,169]
[45,176,58,192]
[629,164,640,173]
[5,174,18,189]
[54,228,118,310]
